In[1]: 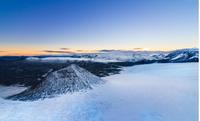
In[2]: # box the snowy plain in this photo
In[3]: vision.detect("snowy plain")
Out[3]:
[0,63,198,121]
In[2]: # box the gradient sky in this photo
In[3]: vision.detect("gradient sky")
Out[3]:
[0,0,198,55]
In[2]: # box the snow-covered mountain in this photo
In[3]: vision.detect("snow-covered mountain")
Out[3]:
[166,48,199,62]
[26,48,198,63]
[7,64,105,101]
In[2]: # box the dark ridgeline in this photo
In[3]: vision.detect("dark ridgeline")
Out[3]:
[0,59,120,86]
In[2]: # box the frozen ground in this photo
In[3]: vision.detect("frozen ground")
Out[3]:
[0,63,198,121]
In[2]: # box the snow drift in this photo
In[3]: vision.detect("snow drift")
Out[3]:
[7,64,105,101]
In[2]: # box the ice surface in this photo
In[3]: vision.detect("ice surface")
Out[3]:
[0,63,198,121]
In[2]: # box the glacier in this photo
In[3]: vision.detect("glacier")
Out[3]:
[0,63,198,121]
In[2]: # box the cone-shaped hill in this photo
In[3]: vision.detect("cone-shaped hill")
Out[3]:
[7,64,105,101]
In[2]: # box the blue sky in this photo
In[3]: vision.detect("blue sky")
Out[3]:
[0,0,198,55]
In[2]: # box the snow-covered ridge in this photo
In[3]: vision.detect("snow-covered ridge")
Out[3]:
[166,48,199,62]
[7,64,105,101]
[26,48,198,63]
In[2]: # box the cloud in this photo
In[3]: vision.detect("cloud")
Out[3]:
[76,50,85,52]
[133,48,143,50]
[98,49,115,52]
[133,48,150,51]
[43,50,75,54]
[60,48,70,50]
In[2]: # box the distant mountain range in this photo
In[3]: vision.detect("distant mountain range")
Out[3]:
[25,48,198,63]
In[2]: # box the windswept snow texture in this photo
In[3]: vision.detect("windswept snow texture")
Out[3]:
[8,64,104,101]
[0,63,198,121]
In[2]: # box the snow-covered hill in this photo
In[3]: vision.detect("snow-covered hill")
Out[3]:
[7,64,105,101]
[166,48,199,62]
[26,48,198,63]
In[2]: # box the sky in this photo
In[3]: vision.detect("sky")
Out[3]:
[0,0,198,55]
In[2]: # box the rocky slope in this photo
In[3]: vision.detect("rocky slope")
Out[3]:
[7,64,105,101]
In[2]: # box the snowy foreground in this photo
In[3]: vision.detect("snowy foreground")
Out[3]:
[0,63,198,121]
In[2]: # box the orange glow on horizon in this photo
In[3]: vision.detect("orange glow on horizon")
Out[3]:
[0,48,99,56]
[0,46,198,56]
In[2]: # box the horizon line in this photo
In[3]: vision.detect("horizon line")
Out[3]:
[0,47,198,56]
